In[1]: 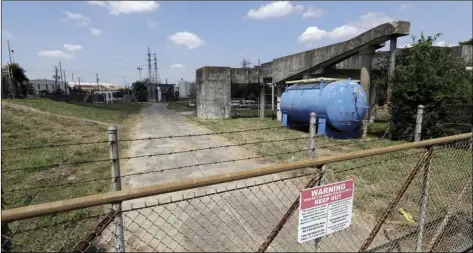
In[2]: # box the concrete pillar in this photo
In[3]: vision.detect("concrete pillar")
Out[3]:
[260,84,266,118]
[196,67,232,119]
[157,86,162,102]
[359,46,376,123]
[271,84,275,111]
[386,38,398,110]
[277,85,282,121]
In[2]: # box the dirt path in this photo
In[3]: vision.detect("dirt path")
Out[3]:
[97,104,386,252]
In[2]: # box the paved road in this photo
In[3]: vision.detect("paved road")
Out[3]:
[96,103,387,252]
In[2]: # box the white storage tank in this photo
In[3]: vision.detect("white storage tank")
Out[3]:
[178,79,187,99]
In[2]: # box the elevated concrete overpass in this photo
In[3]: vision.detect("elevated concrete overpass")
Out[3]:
[196,21,412,120]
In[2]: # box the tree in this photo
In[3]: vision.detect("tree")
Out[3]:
[2,63,30,98]
[132,80,148,102]
[390,32,472,139]
[459,38,473,46]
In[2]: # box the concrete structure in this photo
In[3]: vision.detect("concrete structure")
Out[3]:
[196,67,232,119]
[196,21,411,120]
[30,79,70,95]
[195,20,472,121]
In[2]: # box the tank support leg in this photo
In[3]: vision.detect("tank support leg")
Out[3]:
[317,118,327,136]
[282,113,288,128]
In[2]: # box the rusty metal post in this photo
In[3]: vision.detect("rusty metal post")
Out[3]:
[108,126,125,253]
[415,147,433,252]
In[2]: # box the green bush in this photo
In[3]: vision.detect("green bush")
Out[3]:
[390,33,472,139]
[132,81,148,102]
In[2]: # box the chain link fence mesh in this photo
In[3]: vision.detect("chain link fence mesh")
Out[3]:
[2,138,472,252]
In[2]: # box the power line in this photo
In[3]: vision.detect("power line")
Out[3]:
[58,61,63,83]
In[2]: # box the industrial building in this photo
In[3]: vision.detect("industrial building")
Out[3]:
[29,79,70,95]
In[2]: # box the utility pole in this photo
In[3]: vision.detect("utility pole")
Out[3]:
[59,61,63,83]
[137,67,142,81]
[154,53,159,84]
[63,70,67,94]
[123,76,130,99]
[54,66,58,91]
[147,47,152,83]
[96,73,100,91]
[7,40,12,64]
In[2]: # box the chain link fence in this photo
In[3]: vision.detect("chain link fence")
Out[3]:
[2,136,471,252]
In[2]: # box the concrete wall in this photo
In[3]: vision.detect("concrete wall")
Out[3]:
[230,68,259,84]
[196,67,232,119]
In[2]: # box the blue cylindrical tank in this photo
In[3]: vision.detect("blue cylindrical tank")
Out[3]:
[280,79,368,136]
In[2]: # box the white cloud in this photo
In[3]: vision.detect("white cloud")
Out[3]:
[2,30,13,38]
[246,1,304,20]
[87,1,159,15]
[168,32,205,49]
[63,11,90,26]
[399,3,413,11]
[170,64,185,69]
[37,50,73,59]
[63,44,83,52]
[90,28,103,36]
[147,20,158,29]
[400,44,412,48]
[434,40,456,47]
[302,7,323,19]
[298,12,393,43]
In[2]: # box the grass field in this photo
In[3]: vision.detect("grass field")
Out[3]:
[2,98,145,251]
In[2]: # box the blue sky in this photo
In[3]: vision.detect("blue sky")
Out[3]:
[2,1,472,86]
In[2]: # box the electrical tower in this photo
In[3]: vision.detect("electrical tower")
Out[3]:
[153,53,160,84]
[147,47,153,83]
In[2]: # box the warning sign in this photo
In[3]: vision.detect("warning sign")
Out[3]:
[298,179,354,243]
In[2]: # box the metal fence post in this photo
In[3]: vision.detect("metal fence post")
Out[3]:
[361,120,368,139]
[308,112,316,158]
[108,126,125,253]
[415,146,433,252]
[415,105,424,142]
[308,112,326,252]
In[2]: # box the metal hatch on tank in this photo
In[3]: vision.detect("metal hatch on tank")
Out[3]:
[280,77,368,139]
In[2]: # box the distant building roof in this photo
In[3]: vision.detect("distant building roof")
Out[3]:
[70,82,123,91]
